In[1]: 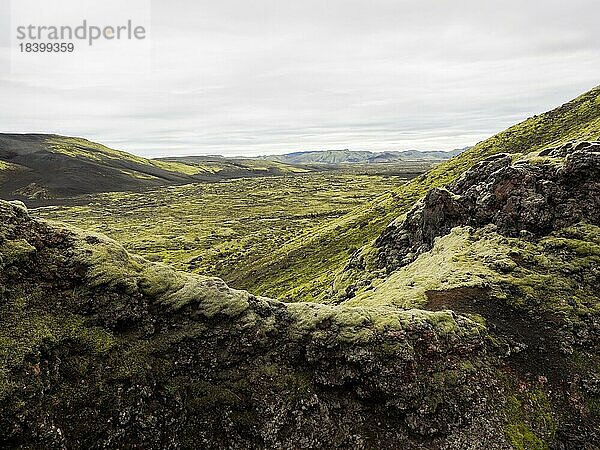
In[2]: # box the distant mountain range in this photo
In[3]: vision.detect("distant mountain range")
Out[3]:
[0,133,463,203]
[254,148,467,164]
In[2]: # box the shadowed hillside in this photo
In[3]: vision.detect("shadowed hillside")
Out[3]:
[0,134,197,201]
[0,134,311,204]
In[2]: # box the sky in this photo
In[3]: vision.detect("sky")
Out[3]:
[0,0,599,157]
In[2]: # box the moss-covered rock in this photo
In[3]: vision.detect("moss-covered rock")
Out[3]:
[0,199,509,449]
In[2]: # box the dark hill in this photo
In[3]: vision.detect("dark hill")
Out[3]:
[0,134,197,201]
[0,134,312,205]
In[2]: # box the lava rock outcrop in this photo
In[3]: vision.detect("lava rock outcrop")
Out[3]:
[377,142,600,272]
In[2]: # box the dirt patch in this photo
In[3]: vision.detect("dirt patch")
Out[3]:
[425,287,488,311]
[425,287,571,387]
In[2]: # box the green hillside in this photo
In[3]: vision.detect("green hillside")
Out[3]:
[230,85,600,301]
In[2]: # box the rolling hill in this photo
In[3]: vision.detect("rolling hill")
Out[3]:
[228,85,600,302]
[0,134,311,204]
[0,134,198,200]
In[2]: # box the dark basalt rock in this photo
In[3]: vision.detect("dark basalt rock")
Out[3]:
[377,142,600,272]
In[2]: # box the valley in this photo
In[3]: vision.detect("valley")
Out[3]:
[34,172,408,286]
[3,1,599,447]
[1,86,599,449]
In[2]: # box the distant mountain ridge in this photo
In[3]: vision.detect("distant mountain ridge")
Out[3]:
[255,148,467,164]
[0,133,459,204]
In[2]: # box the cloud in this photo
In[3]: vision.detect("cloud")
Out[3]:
[1,0,599,157]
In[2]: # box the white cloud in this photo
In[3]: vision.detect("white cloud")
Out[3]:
[1,0,599,157]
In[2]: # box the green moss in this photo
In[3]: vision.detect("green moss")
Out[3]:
[188,381,242,408]
[118,168,160,180]
[505,422,547,450]
[62,224,254,319]
[162,274,251,318]
[0,307,113,399]
[493,223,600,315]
[329,219,600,330]
[341,226,507,309]
[0,161,19,171]
[0,238,36,267]
[504,389,556,450]
[151,159,206,175]
[285,301,481,344]
[587,397,600,416]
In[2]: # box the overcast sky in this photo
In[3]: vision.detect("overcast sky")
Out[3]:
[1,0,599,157]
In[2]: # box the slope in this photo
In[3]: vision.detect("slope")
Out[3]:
[228,85,600,301]
[0,134,200,201]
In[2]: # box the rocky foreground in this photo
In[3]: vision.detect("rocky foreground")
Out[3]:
[1,142,599,449]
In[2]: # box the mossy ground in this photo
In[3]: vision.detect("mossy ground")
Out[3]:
[47,136,210,176]
[35,173,407,291]
[337,222,600,314]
